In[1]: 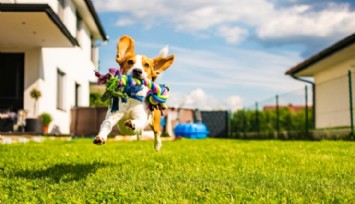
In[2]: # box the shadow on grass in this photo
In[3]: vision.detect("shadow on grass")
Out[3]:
[13,161,113,183]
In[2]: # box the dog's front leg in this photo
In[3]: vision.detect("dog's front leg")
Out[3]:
[124,107,148,133]
[94,110,124,145]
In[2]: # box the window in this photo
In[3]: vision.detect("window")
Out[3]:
[75,83,80,107]
[76,11,82,31]
[76,11,83,46]
[57,69,66,110]
[58,0,66,22]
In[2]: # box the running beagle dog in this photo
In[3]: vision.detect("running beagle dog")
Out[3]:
[93,35,174,151]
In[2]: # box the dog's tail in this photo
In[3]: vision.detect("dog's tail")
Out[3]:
[158,45,169,58]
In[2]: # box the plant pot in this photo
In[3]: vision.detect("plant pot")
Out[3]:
[25,118,42,133]
[43,125,49,134]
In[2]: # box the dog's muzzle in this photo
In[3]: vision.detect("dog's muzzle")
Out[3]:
[132,68,143,79]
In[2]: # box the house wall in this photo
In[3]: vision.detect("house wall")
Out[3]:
[1,46,95,134]
[37,13,96,133]
[23,48,42,117]
[1,0,100,134]
[314,57,355,128]
[64,0,78,37]
[78,22,93,62]
[38,47,95,133]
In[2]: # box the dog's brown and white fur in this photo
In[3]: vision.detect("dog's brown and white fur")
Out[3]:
[93,35,174,151]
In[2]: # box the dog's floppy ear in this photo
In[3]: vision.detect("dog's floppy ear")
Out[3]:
[116,35,135,65]
[153,55,175,76]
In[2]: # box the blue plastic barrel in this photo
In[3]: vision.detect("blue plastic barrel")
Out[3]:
[174,123,209,139]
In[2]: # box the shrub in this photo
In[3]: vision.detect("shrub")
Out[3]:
[39,113,53,126]
[90,93,108,107]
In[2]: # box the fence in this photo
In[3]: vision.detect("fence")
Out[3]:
[228,86,312,139]
[200,111,229,138]
[70,107,120,136]
[70,107,197,137]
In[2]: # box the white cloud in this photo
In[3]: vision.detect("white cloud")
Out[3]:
[167,88,210,109]
[115,18,135,26]
[167,88,243,110]
[94,0,355,45]
[226,96,243,111]
[216,25,248,44]
[257,4,355,39]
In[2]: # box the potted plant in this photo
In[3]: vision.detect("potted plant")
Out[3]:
[25,88,42,132]
[39,113,53,134]
[30,88,41,117]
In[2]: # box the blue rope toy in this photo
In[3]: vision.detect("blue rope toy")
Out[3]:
[95,68,170,114]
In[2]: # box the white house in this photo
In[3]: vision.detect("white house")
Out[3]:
[286,33,355,129]
[0,0,108,133]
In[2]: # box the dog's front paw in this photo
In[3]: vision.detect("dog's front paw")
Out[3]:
[93,136,106,145]
[124,119,135,130]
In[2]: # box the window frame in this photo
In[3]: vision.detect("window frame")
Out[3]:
[56,68,66,111]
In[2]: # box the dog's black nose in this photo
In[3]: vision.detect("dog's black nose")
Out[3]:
[132,68,143,78]
[133,68,142,75]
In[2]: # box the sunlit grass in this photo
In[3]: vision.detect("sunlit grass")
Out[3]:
[0,139,354,203]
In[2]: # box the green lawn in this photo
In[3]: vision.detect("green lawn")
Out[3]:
[0,139,354,203]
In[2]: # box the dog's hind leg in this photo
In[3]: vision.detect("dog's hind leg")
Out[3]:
[151,109,162,151]
[94,110,124,145]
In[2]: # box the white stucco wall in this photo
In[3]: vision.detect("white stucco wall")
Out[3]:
[314,58,355,128]
[1,46,95,134]
[23,48,43,118]
[78,22,92,61]
[37,47,95,133]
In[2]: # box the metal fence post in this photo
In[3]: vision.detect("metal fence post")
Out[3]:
[348,70,354,138]
[242,108,246,137]
[276,95,280,137]
[305,85,309,137]
[255,102,260,136]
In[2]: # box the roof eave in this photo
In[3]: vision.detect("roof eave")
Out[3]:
[0,3,79,47]
[285,32,355,76]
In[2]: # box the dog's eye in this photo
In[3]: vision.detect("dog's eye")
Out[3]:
[128,60,134,65]
[144,63,150,68]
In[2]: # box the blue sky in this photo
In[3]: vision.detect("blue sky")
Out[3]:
[93,0,355,110]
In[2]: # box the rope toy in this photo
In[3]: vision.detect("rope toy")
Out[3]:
[94,68,170,114]
[143,79,170,112]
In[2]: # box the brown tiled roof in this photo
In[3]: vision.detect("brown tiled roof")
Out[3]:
[285,32,355,75]
[263,104,306,113]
